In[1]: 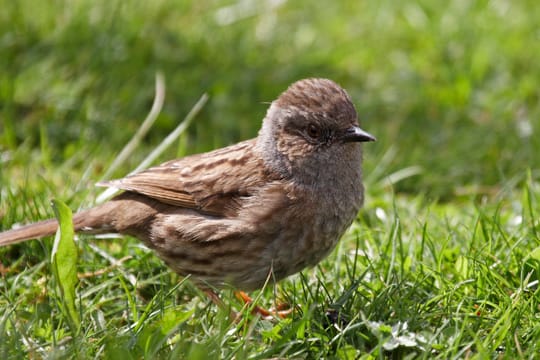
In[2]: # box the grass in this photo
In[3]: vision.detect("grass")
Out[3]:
[1,0,539,358]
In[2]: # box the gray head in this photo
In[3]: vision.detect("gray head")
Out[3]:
[257,78,375,180]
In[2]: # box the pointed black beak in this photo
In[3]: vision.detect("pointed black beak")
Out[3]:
[342,126,376,142]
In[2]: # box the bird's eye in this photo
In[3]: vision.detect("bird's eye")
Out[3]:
[306,124,321,139]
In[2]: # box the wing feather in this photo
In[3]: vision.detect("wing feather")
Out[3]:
[98,139,268,217]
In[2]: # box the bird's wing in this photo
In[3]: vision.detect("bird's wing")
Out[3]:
[98,139,268,217]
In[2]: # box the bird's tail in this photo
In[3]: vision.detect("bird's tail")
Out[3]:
[0,201,120,247]
[0,219,60,246]
[0,192,163,247]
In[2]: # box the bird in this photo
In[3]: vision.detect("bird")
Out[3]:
[0,78,375,316]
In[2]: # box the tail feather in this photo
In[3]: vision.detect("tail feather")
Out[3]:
[0,192,163,247]
[0,219,59,246]
[0,202,118,246]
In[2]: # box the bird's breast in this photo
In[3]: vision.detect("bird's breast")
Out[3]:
[265,180,363,280]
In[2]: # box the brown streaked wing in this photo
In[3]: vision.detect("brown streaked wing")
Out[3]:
[98,139,265,217]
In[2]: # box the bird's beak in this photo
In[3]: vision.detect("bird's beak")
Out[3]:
[342,126,376,142]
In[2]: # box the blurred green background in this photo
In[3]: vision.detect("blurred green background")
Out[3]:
[1,0,539,199]
[1,2,540,357]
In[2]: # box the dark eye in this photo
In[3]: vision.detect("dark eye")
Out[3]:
[306,124,321,139]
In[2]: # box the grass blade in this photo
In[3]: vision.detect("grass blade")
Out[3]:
[51,199,80,331]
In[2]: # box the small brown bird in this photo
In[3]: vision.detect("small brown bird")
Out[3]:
[0,78,374,309]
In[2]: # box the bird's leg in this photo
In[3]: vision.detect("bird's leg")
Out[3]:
[203,288,292,319]
[203,289,225,308]
[203,289,241,320]
[234,291,293,318]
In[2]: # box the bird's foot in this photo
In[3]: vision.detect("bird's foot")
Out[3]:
[234,291,293,319]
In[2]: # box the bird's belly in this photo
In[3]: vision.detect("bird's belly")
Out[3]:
[155,199,358,291]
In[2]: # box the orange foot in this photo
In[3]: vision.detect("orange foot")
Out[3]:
[203,289,293,319]
[234,291,293,318]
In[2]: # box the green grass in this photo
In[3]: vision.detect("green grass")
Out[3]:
[1,0,540,358]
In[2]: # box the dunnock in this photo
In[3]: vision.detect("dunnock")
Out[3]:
[0,78,375,294]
